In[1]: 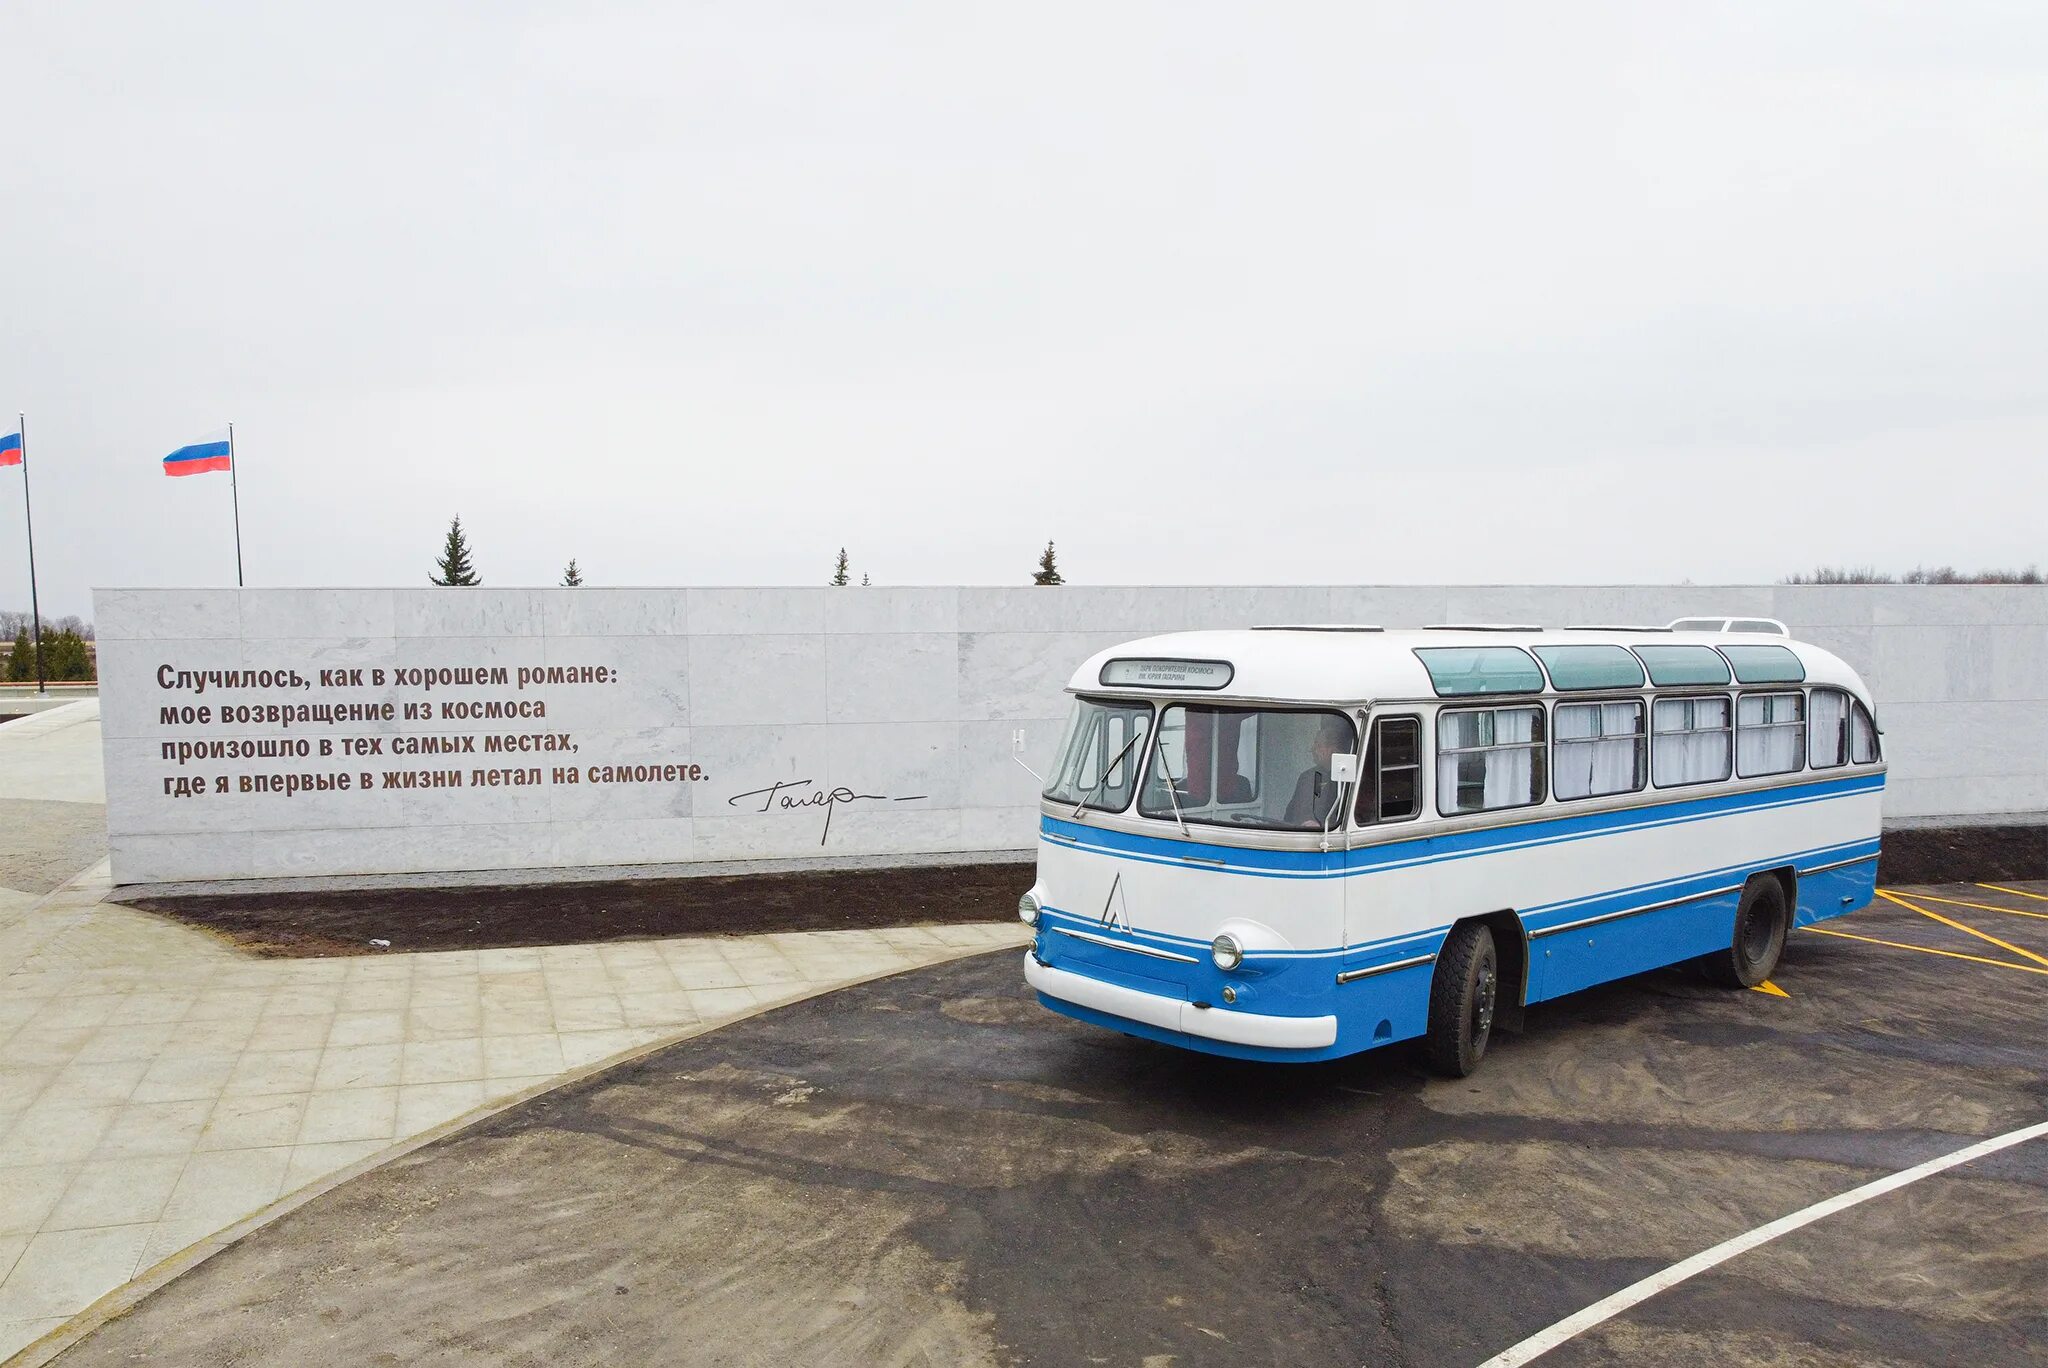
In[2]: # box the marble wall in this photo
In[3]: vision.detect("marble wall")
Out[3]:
[96,585,2048,883]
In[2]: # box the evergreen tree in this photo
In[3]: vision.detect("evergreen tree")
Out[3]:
[430,516,482,586]
[830,548,851,586]
[6,628,31,682]
[1033,540,1064,586]
[561,558,584,587]
[861,573,870,586]
[45,630,92,681]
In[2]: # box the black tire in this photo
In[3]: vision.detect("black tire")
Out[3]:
[1704,877,1790,989]
[1425,923,1499,1078]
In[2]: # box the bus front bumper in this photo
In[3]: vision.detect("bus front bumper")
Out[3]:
[1024,951,1338,1051]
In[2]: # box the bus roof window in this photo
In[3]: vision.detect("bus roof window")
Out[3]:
[1633,644,1733,687]
[1534,645,1647,691]
[1414,647,1545,697]
[1720,644,1806,684]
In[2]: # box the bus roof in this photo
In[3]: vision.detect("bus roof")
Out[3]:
[1069,626,1874,706]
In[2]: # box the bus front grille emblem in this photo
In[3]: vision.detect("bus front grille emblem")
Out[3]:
[1100,872,1133,934]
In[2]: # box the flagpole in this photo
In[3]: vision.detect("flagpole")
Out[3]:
[18,412,46,695]
[228,422,243,587]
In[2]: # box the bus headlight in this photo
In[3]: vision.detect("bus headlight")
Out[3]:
[1211,933,1244,971]
[1018,892,1040,926]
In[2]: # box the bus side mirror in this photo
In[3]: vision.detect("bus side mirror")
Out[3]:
[1330,754,1359,784]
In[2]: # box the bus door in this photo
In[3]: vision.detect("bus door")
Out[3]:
[1343,710,1433,957]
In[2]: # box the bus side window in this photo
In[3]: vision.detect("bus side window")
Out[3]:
[1356,716,1422,824]
[1437,706,1546,815]
[1849,700,1881,763]
[1736,692,1806,778]
[1652,696,1732,786]
[1552,700,1646,800]
[1808,688,1849,769]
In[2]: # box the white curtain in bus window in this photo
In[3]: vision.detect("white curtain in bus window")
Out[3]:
[1807,689,1849,768]
[1437,706,1544,814]
[1736,693,1805,776]
[1652,697,1732,785]
[1553,701,1645,799]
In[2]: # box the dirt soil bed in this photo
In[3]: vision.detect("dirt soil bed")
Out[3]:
[1878,823,2048,884]
[126,861,1030,958]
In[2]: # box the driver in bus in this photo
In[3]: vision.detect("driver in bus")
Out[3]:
[1283,717,1351,829]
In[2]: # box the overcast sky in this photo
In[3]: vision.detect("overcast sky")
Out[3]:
[4,2,2046,620]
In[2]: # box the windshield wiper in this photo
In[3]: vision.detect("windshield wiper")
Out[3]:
[1069,730,1146,818]
[1155,733,1189,837]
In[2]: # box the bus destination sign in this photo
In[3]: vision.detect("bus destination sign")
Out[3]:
[1098,658,1234,689]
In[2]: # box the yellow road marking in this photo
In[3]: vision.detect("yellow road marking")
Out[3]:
[1749,980,1789,998]
[1897,890,2048,923]
[1977,882,2048,904]
[1877,889,2048,970]
[1801,925,2048,977]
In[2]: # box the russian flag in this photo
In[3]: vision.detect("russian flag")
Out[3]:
[0,429,20,468]
[164,429,231,477]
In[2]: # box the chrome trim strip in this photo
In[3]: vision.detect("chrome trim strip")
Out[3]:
[1532,882,1744,938]
[1336,953,1437,985]
[1178,855,1226,867]
[1531,852,1879,940]
[1048,925,1202,964]
[1799,853,1879,876]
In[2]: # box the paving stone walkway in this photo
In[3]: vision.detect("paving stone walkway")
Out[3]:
[0,704,1027,1362]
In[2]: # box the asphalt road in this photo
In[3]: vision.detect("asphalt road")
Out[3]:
[52,885,2048,1367]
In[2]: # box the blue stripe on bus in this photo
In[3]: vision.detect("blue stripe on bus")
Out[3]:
[1034,834,1882,963]
[1516,839,1879,935]
[1039,770,1883,881]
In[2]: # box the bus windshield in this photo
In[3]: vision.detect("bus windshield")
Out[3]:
[1139,706,1357,831]
[1043,698,1153,812]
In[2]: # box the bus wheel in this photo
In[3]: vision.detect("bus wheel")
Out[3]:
[1704,877,1789,989]
[1425,923,1498,1078]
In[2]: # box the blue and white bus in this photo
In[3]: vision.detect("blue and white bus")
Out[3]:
[1018,623,1884,1075]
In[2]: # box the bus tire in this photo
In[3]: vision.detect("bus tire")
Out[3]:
[1704,877,1789,989]
[1425,923,1498,1078]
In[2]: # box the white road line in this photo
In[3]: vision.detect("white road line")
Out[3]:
[1475,1118,2048,1368]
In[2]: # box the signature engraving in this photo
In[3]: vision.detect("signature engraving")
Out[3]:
[727,778,930,845]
